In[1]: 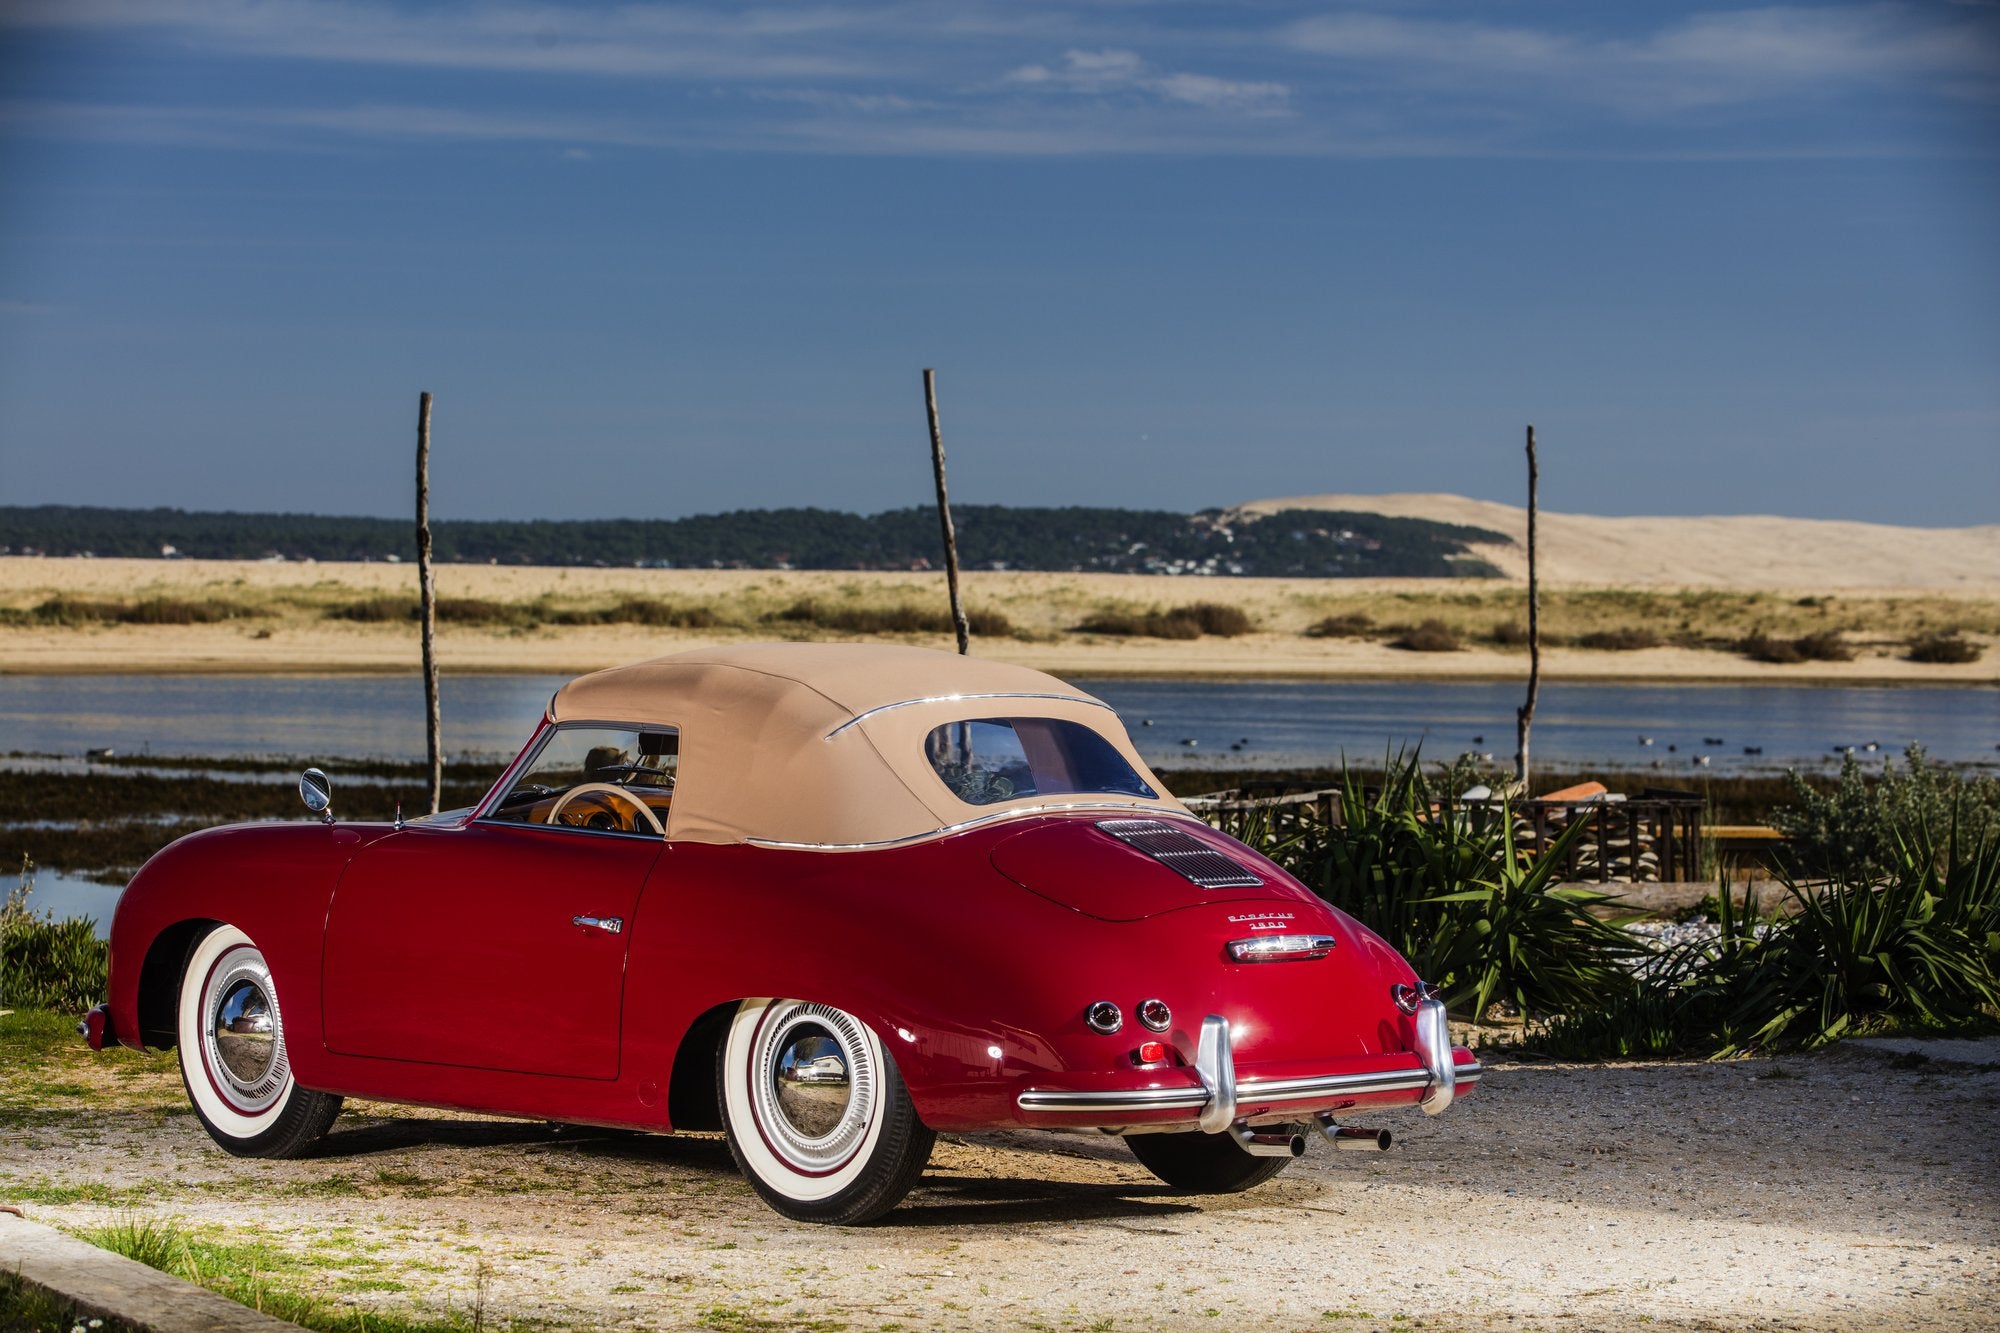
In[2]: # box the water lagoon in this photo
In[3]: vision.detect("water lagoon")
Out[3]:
[4,673,1993,776]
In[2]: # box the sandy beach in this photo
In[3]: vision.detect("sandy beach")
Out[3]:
[3,557,1995,683]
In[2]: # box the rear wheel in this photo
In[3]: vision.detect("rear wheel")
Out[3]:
[717,998,934,1225]
[176,924,342,1158]
[1126,1130,1293,1193]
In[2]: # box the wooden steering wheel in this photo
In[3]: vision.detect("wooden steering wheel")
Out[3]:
[545,782,666,837]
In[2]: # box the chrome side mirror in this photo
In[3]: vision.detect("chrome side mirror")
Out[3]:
[300,767,334,824]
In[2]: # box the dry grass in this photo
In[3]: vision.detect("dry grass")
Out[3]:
[3,559,1996,683]
[1909,631,1985,665]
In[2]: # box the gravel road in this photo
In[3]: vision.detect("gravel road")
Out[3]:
[5,1040,1997,1331]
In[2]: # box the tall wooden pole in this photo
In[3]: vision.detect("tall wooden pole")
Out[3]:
[923,368,970,655]
[1514,424,1540,791]
[416,391,442,814]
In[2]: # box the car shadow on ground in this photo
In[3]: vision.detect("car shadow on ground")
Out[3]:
[309,1115,574,1158]
[890,1174,1202,1228]
[305,1114,1202,1225]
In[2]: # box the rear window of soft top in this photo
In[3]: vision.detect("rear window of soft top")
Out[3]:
[922,717,1157,806]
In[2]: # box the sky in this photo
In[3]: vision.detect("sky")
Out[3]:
[0,2,1996,527]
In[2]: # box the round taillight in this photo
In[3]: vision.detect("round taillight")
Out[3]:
[1137,998,1171,1033]
[1084,1000,1123,1035]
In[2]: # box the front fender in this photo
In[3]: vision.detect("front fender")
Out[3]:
[106,821,394,1076]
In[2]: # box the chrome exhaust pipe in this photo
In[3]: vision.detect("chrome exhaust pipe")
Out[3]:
[1315,1116,1392,1151]
[1232,1125,1307,1158]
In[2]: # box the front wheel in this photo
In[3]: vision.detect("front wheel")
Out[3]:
[717,998,934,1225]
[1126,1129,1293,1193]
[176,924,343,1158]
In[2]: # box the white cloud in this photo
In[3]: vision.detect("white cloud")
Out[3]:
[1,3,1990,159]
[1,0,877,80]
[1006,48,1289,111]
[1283,5,2000,111]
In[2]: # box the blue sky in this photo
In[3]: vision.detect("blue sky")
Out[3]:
[0,1,1995,525]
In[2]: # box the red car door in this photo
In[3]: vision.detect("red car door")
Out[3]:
[321,822,661,1080]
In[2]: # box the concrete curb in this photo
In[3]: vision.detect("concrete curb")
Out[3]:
[0,1210,298,1332]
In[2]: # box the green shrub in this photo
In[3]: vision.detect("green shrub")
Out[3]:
[1304,612,1374,639]
[1184,602,1254,636]
[1239,755,1641,1018]
[1908,632,1983,664]
[4,596,246,626]
[1793,630,1854,661]
[1,862,108,1012]
[1391,619,1461,653]
[1774,744,2000,878]
[769,598,1010,638]
[1075,603,1250,639]
[1576,626,1662,651]
[433,597,528,626]
[1740,629,1852,663]
[327,596,413,622]
[1739,827,2000,1048]
[604,597,724,629]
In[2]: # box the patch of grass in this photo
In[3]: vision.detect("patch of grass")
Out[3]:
[434,597,530,627]
[1575,626,1662,651]
[1390,619,1461,652]
[1303,612,1374,638]
[0,1178,159,1206]
[78,1216,518,1333]
[326,596,414,623]
[552,597,726,629]
[0,596,252,627]
[1074,602,1253,639]
[1739,629,1854,664]
[769,598,1011,638]
[1908,631,1983,664]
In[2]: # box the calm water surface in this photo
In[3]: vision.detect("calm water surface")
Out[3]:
[3,673,1993,775]
[6,673,1994,934]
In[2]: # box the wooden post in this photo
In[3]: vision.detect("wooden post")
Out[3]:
[1514,424,1540,792]
[416,391,442,814]
[923,368,970,655]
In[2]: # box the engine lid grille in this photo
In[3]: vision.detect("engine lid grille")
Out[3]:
[1094,818,1264,889]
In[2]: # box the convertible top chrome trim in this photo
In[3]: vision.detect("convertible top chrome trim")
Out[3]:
[1016,1062,1483,1117]
[745,801,1200,852]
[824,692,1115,740]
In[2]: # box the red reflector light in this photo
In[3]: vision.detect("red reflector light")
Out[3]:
[1137,1041,1168,1064]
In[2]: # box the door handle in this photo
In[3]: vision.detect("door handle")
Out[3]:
[572,915,624,935]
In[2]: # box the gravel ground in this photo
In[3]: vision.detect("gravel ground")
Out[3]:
[5,1041,1997,1331]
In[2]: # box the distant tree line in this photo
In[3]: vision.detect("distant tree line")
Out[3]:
[0,504,1506,579]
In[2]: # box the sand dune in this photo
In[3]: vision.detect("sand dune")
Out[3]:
[1232,492,2000,590]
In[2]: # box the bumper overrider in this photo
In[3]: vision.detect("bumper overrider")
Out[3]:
[1015,998,1479,1134]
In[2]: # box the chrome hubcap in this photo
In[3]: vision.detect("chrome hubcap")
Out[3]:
[213,979,275,1085]
[200,946,289,1112]
[750,1002,876,1173]
[773,1025,852,1139]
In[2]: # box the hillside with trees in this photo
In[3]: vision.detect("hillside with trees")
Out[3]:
[0,505,1506,578]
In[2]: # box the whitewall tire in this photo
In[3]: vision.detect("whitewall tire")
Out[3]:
[718,998,934,1224]
[176,924,342,1158]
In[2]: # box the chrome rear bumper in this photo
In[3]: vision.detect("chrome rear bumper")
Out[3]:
[1015,1011,1479,1125]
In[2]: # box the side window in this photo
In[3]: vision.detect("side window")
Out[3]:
[485,725,677,838]
[924,717,1157,806]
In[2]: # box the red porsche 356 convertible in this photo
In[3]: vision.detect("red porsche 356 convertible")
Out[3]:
[85,644,1479,1223]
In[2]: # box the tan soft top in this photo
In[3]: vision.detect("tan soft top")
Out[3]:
[546,643,1186,847]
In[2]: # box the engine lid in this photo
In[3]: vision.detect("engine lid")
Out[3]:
[990,817,1310,922]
